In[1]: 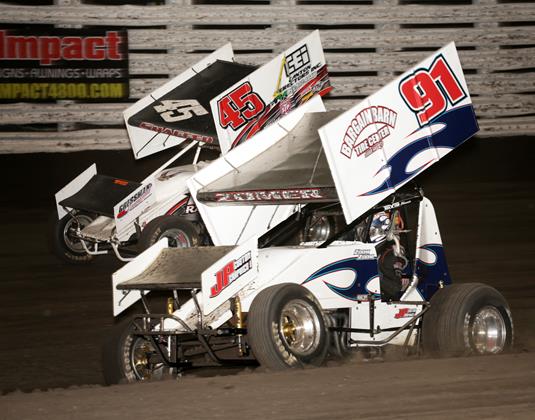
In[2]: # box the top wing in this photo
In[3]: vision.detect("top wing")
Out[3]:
[319,42,478,223]
[124,44,255,159]
[196,110,339,205]
[210,30,332,155]
[191,43,478,228]
[187,96,327,246]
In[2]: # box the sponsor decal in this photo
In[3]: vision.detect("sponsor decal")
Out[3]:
[116,183,152,219]
[394,308,417,319]
[383,200,411,211]
[280,98,292,114]
[185,196,198,214]
[399,54,467,127]
[273,43,313,101]
[340,106,398,159]
[210,251,252,298]
[153,99,208,123]
[113,179,129,186]
[0,29,128,101]
[285,44,311,77]
[352,248,375,260]
[212,188,325,203]
[278,43,320,100]
[277,60,325,100]
[166,196,198,216]
[139,121,214,144]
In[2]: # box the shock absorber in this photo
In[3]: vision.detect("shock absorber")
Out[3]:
[232,296,246,356]
[167,297,174,315]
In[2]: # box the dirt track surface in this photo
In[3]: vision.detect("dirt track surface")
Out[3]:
[2,354,535,419]
[1,139,534,417]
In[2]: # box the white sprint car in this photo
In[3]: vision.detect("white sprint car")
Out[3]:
[52,31,332,263]
[103,42,513,383]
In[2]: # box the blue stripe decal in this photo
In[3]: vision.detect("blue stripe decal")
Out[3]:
[302,258,379,301]
[363,104,478,196]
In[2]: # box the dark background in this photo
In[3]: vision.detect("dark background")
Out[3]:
[2,135,533,206]
[0,136,534,393]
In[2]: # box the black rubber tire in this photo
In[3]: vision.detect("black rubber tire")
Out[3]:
[50,210,95,264]
[139,215,200,252]
[422,283,513,357]
[102,317,163,384]
[247,283,329,370]
[326,312,352,360]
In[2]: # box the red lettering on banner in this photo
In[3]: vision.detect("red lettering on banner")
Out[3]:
[84,37,106,60]
[106,31,122,60]
[0,30,124,65]
[62,37,82,60]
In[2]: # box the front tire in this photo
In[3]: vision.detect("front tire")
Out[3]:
[422,283,513,357]
[51,210,95,264]
[139,216,200,252]
[247,283,328,370]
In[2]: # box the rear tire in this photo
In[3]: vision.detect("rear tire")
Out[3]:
[50,210,95,264]
[139,216,200,252]
[102,317,165,384]
[300,215,338,243]
[247,283,328,370]
[422,283,513,357]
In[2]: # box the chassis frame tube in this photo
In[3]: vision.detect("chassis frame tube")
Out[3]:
[130,312,250,367]
[332,305,429,346]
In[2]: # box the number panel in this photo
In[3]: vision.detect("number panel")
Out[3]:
[153,99,208,123]
[217,82,266,130]
[399,54,467,127]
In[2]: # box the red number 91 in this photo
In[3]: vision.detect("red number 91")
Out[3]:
[399,55,467,126]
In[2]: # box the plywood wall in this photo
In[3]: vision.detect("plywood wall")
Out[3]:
[0,0,533,153]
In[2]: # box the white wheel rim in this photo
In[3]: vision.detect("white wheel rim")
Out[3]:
[131,336,164,381]
[160,228,191,248]
[470,306,507,354]
[63,214,93,253]
[280,299,321,357]
[305,216,332,242]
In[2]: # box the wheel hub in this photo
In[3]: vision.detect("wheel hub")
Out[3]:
[305,216,332,242]
[63,214,93,253]
[131,338,162,381]
[279,299,321,357]
[161,228,191,248]
[282,321,297,343]
[470,306,507,354]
